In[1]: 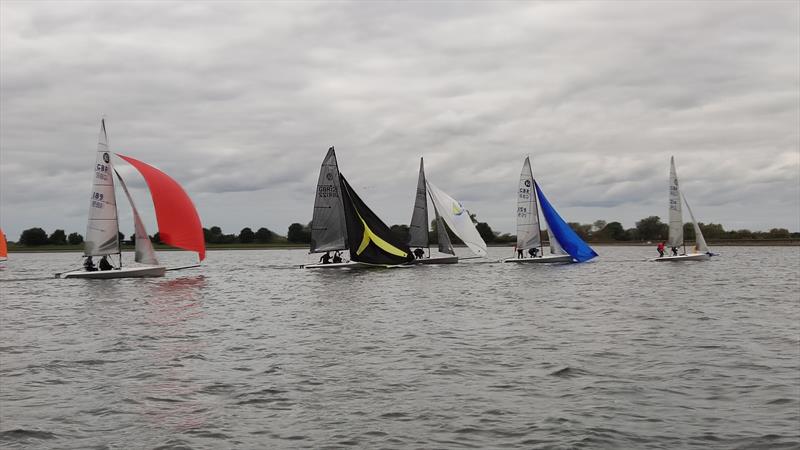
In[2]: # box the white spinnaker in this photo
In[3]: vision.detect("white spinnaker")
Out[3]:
[516,156,541,250]
[667,156,684,248]
[425,181,487,257]
[683,194,709,254]
[84,119,120,256]
[115,171,159,265]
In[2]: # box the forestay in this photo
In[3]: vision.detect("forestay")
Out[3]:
[408,158,429,248]
[426,181,488,258]
[84,119,120,256]
[516,156,542,250]
[667,156,684,248]
[310,147,348,253]
[115,170,159,265]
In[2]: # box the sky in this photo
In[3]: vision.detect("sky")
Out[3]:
[1,1,798,241]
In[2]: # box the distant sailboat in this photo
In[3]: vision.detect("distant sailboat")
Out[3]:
[503,156,597,264]
[653,156,712,262]
[407,158,457,264]
[60,119,205,279]
[424,178,488,259]
[0,228,7,262]
[305,147,413,269]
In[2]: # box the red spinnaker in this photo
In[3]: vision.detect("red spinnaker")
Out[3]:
[117,154,206,261]
[0,228,7,259]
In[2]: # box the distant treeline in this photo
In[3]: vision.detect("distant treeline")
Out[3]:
[9,216,799,247]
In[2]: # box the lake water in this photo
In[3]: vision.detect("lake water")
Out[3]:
[1,246,798,449]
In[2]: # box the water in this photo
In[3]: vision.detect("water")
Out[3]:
[1,246,798,449]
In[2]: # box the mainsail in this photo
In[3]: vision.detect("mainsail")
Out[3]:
[115,170,159,265]
[310,147,348,253]
[0,228,7,260]
[116,154,206,261]
[84,119,120,256]
[683,194,709,253]
[339,174,412,265]
[667,156,684,248]
[408,158,430,248]
[426,181,488,257]
[516,156,541,250]
[535,181,597,263]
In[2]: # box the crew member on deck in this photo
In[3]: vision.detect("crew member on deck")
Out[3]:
[671,246,679,256]
[319,251,332,264]
[657,241,665,257]
[516,245,524,259]
[99,256,113,271]
[84,256,97,272]
[413,248,425,259]
[528,247,539,258]
[333,251,343,263]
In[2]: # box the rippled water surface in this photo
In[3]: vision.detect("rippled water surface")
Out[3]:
[1,246,798,449]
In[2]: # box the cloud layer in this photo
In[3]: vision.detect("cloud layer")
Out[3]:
[1,1,798,240]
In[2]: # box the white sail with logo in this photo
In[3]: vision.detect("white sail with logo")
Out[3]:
[425,181,487,257]
[667,156,684,248]
[683,194,709,254]
[115,170,159,265]
[84,119,120,256]
[516,156,541,251]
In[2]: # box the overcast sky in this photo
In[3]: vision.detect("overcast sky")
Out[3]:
[1,1,798,241]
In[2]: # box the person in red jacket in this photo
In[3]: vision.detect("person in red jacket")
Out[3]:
[657,241,665,257]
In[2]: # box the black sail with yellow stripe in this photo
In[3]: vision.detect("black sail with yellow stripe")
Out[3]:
[339,174,413,265]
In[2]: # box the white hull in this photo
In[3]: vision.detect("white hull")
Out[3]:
[652,253,711,262]
[304,261,413,269]
[413,255,458,265]
[61,265,166,279]
[503,255,573,264]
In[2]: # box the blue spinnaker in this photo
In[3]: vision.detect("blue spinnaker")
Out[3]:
[535,182,598,263]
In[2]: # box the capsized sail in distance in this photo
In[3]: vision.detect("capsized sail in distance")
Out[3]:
[0,228,7,260]
[339,174,413,265]
[408,158,430,248]
[667,156,684,248]
[534,181,597,263]
[116,154,205,261]
[516,156,541,251]
[426,181,488,257]
[115,170,159,265]
[311,147,348,253]
[84,119,120,256]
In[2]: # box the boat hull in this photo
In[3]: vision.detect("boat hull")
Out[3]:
[61,266,166,279]
[304,261,413,269]
[652,253,711,262]
[413,255,459,265]
[502,255,574,264]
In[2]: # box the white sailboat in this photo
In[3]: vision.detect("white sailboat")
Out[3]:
[502,156,599,264]
[424,179,488,259]
[60,119,206,278]
[407,158,458,264]
[653,156,712,262]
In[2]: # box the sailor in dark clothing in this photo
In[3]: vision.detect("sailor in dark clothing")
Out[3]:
[84,256,97,272]
[99,256,113,271]
[528,247,539,258]
[413,248,425,260]
[516,246,524,258]
[319,251,332,264]
[671,246,679,256]
[332,251,343,263]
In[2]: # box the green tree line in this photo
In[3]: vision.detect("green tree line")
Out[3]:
[10,218,798,247]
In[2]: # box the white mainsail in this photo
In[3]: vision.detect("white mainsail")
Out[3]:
[84,119,120,256]
[425,181,487,257]
[408,158,430,248]
[683,194,709,254]
[115,171,159,265]
[310,147,348,253]
[667,156,684,248]
[516,156,541,250]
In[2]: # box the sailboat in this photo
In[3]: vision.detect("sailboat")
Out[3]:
[653,156,712,262]
[423,177,488,259]
[407,158,458,264]
[0,228,7,262]
[503,156,597,264]
[60,119,206,279]
[305,147,414,269]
